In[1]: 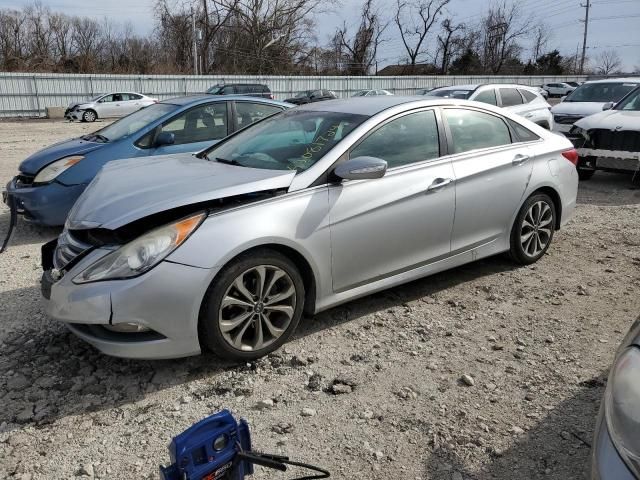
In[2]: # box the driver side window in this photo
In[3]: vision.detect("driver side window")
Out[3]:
[99,95,113,103]
[159,103,229,145]
[350,110,440,168]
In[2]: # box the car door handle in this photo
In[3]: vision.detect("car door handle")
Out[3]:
[512,154,531,166]
[426,177,453,192]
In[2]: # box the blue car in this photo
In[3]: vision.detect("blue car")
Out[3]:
[4,95,291,226]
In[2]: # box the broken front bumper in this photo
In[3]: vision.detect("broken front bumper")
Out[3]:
[576,148,640,174]
[42,244,215,359]
[4,176,87,226]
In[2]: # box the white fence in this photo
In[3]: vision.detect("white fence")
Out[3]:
[0,72,589,118]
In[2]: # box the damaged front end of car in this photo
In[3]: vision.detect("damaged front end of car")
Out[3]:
[568,121,640,180]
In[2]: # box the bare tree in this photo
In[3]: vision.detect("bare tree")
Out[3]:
[530,22,549,61]
[435,18,464,74]
[335,0,386,75]
[596,49,622,75]
[394,0,448,69]
[480,2,528,73]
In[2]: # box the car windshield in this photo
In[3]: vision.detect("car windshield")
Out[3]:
[616,88,640,111]
[564,82,638,102]
[428,89,473,99]
[88,103,177,142]
[295,90,312,98]
[204,109,369,172]
[206,86,223,94]
[352,91,368,96]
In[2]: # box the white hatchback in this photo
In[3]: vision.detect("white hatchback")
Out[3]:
[428,84,554,130]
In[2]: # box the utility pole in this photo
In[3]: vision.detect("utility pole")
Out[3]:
[579,0,590,75]
[191,7,198,75]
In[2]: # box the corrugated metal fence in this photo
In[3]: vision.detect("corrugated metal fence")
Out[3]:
[0,72,588,118]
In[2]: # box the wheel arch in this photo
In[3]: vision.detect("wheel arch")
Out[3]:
[199,242,318,319]
[529,185,562,230]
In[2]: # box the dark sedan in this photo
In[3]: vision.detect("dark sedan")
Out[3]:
[284,89,337,105]
[591,315,640,479]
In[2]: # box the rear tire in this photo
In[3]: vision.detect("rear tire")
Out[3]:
[509,193,556,265]
[82,110,97,122]
[577,156,596,180]
[199,249,305,361]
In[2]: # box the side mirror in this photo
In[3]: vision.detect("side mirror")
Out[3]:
[334,156,387,181]
[602,102,615,111]
[155,131,175,147]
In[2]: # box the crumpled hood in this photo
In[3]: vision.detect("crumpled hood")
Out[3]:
[19,137,105,175]
[550,102,607,117]
[574,109,640,131]
[67,153,296,230]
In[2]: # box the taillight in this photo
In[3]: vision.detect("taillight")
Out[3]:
[562,148,579,166]
[269,94,274,99]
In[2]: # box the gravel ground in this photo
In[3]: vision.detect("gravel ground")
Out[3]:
[1,119,639,480]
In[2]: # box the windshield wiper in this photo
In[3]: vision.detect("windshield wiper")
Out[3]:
[215,157,241,166]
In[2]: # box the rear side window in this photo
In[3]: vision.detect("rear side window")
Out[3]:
[235,102,283,129]
[474,89,497,106]
[507,118,540,142]
[350,110,440,168]
[444,109,512,154]
[499,88,524,107]
[519,89,537,103]
[221,86,236,95]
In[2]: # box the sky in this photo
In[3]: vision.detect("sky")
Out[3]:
[3,0,640,72]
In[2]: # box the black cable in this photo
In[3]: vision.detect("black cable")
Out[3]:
[0,193,17,253]
[235,442,330,479]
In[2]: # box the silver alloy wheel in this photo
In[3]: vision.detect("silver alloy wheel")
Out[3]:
[83,110,96,122]
[219,265,296,352]
[520,200,553,258]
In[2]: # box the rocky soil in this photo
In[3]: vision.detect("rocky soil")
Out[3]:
[1,119,639,480]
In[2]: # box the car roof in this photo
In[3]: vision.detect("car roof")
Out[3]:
[161,95,290,108]
[295,96,488,116]
[432,84,479,90]
[584,77,640,84]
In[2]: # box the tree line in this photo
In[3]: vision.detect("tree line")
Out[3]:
[0,0,628,76]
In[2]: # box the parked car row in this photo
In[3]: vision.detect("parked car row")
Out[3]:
[424,83,555,130]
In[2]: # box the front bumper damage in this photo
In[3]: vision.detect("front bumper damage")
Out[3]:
[567,133,640,177]
[41,238,214,359]
[4,176,87,226]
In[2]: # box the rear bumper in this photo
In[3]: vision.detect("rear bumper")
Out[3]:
[4,177,86,226]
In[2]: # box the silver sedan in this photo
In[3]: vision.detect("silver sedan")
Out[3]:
[65,92,158,122]
[42,97,579,360]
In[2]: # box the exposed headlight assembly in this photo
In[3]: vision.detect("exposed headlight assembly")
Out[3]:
[34,155,84,183]
[73,212,205,284]
[605,346,640,476]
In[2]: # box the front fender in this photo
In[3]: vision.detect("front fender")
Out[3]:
[166,187,331,300]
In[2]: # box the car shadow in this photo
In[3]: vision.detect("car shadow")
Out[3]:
[0,256,521,434]
[577,172,640,207]
[294,255,521,341]
[421,372,607,480]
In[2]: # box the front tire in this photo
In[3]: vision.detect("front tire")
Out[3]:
[199,249,305,361]
[82,110,97,122]
[509,193,556,265]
